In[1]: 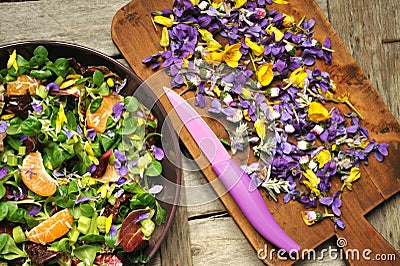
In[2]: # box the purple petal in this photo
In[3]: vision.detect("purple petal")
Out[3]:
[0,121,8,133]
[374,150,384,162]
[377,143,389,156]
[152,145,165,160]
[28,205,41,216]
[45,82,60,92]
[0,166,8,180]
[335,219,345,230]
[194,93,206,108]
[116,177,127,185]
[346,125,359,134]
[87,164,97,174]
[109,224,117,237]
[112,102,125,121]
[86,128,97,141]
[32,103,43,114]
[114,150,126,162]
[114,189,124,198]
[148,185,163,194]
[76,196,91,204]
[221,107,236,117]
[364,143,375,153]
[137,212,150,223]
[117,165,128,176]
[319,197,333,206]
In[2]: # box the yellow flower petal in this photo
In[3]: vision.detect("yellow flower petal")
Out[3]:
[198,28,213,42]
[289,67,308,88]
[7,49,17,71]
[153,15,174,28]
[302,168,321,196]
[266,26,284,42]
[315,149,331,168]
[56,105,68,134]
[254,119,266,139]
[160,27,170,48]
[257,63,274,87]
[308,102,330,123]
[234,0,247,9]
[273,0,289,4]
[245,37,264,56]
[224,43,242,67]
[105,214,113,233]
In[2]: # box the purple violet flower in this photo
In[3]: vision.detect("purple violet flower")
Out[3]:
[0,121,8,133]
[112,102,125,122]
[86,128,97,141]
[152,145,165,160]
[76,196,91,204]
[0,166,8,180]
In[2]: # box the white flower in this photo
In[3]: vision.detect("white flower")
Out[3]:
[311,124,324,135]
[198,1,209,10]
[227,109,243,123]
[223,94,234,105]
[284,124,295,134]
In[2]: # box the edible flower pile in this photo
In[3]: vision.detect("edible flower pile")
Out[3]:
[143,0,389,230]
[0,46,166,265]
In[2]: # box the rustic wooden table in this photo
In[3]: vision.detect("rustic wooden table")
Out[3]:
[0,0,398,265]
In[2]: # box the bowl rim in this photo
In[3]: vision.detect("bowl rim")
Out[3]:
[0,40,182,261]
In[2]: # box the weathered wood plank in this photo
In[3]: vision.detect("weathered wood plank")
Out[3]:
[328,0,400,122]
[0,0,131,56]
[327,0,400,254]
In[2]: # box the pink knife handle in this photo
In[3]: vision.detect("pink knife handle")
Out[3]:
[212,159,301,253]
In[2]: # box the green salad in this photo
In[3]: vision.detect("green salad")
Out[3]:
[0,46,167,265]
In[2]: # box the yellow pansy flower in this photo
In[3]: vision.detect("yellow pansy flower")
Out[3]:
[206,43,242,68]
[190,0,200,5]
[302,168,321,196]
[282,13,295,28]
[315,149,331,168]
[308,102,330,123]
[343,167,360,190]
[257,63,274,87]
[289,67,308,88]
[153,15,174,28]
[245,37,264,56]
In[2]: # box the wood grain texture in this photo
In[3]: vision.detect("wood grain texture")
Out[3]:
[0,0,131,56]
[111,0,400,265]
[1,0,399,265]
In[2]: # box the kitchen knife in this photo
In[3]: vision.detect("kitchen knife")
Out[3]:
[164,87,301,253]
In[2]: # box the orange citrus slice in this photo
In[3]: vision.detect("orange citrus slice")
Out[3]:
[21,151,57,196]
[86,95,123,133]
[27,208,74,244]
[6,74,39,96]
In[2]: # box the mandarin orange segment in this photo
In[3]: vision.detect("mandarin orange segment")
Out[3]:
[6,74,39,96]
[27,208,74,244]
[21,151,57,196]
[86,95,123,133]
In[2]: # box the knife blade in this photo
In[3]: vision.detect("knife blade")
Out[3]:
[164,87,300,253]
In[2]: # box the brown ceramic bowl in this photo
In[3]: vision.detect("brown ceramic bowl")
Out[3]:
[0,41,181,262]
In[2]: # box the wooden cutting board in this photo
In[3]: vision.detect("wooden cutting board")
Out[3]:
[111,0,400,264]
